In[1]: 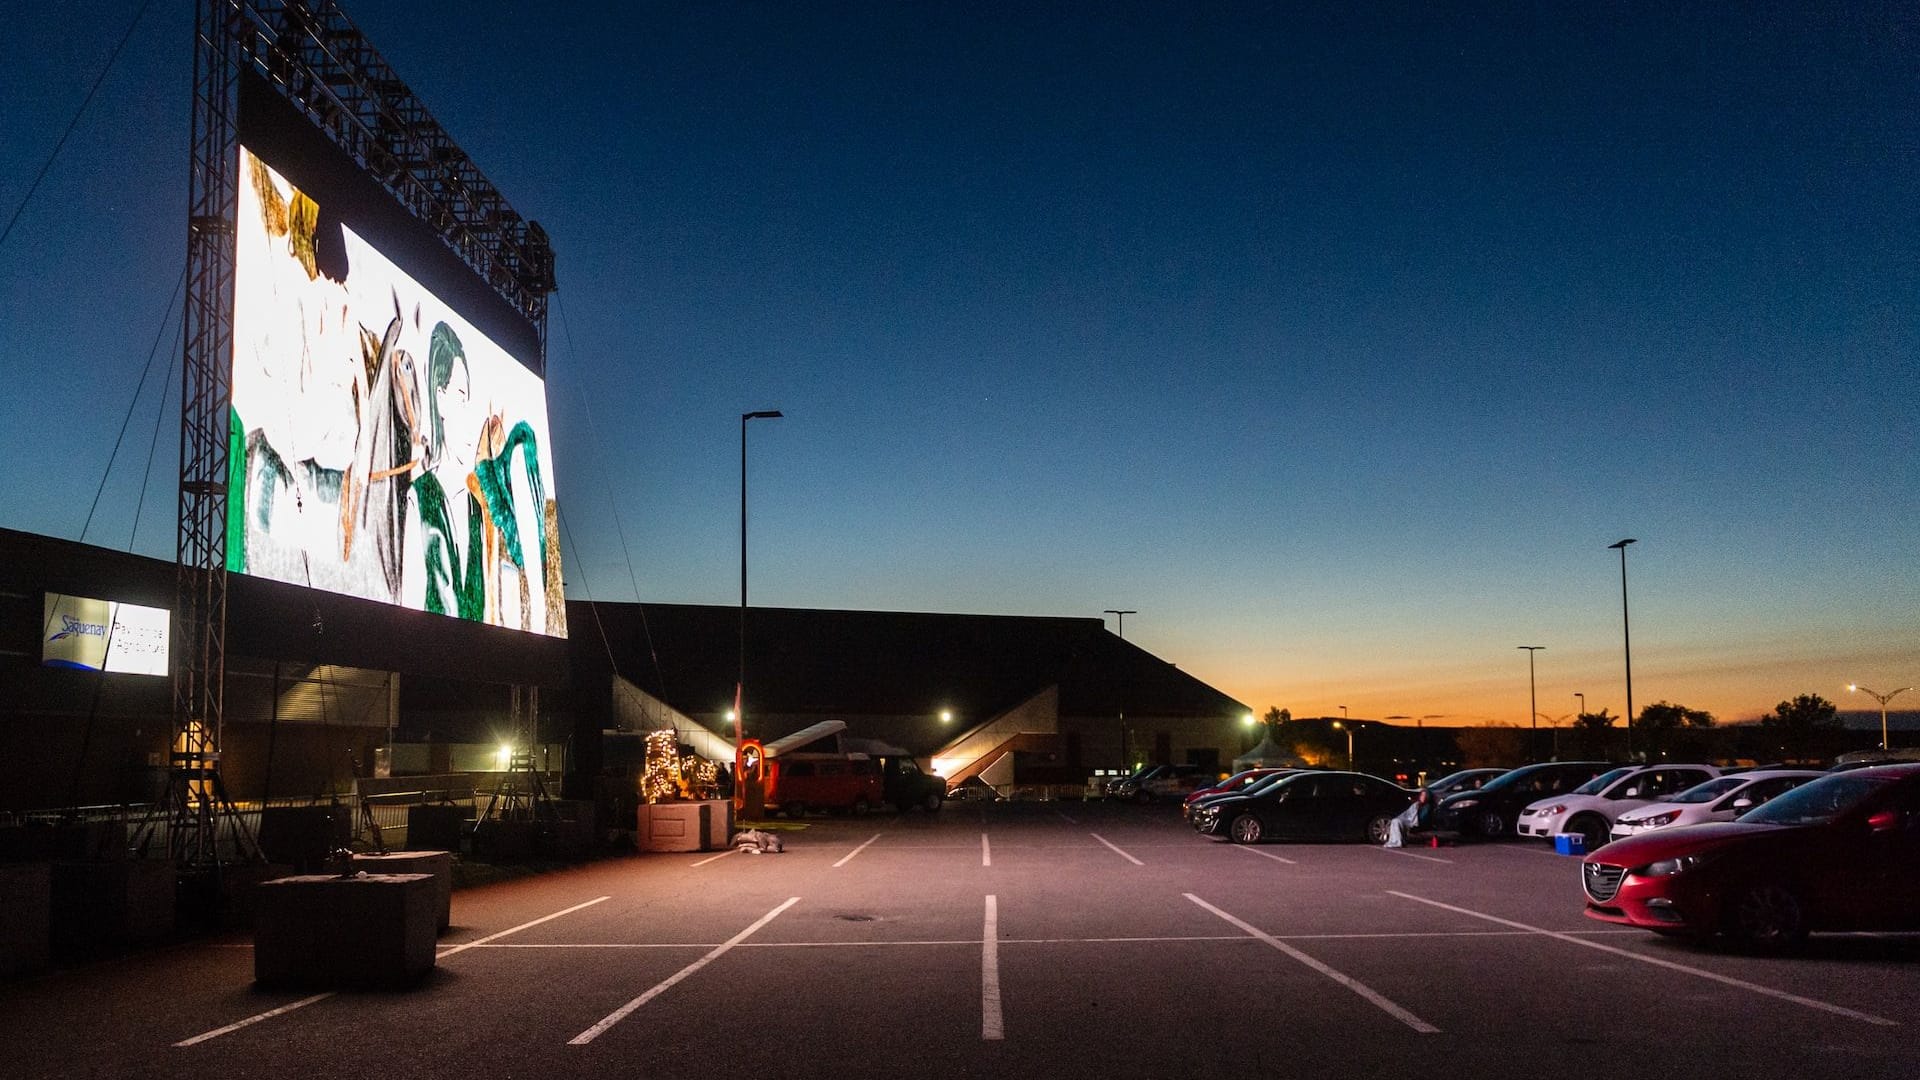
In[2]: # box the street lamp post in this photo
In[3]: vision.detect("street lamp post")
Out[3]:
[1104,609,1137,770]
[1848,683,1914,751]
[1574,692,1586,717]
[737,410,783,744]
[1332,720,1355,770]
[1608,539,1637,760]
[1519,646,1544,760]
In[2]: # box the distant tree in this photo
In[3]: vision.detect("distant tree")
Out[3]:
[1455,722,1527,768]
[1261,706,1290,734]
[1571,709,1616,760]
[1636,701,1715,761]
[1273,716,1337,768]
[1760,693,1841,764]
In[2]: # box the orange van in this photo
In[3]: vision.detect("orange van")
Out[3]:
[764,754,885,817]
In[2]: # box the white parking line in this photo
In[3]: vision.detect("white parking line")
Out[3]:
[176,895,613,1047]
[1187,894,1440,1034]
[690,848,737,867]
[568,897,801,1045]
[833,834,883,868]
[982,895,1004,1040]
[982,833,992,867]
[1089,833,1144,865]
[173,993,334,1048]
[1229,844,1297,865]
[1389,892,1898,1027]
[1056,811,1079,824]
[1372,846,1452,865]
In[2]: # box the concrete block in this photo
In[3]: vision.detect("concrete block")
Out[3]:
[50,860,176,958]
[405,804,470,852]
[637,800,732,852]
[350,851,452,933]
[0,863,51,977]
[254,873,436,988]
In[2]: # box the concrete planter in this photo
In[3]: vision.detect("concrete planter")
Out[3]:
[351,851,453,933]
[637,800,732,852]
[254,873,437,988]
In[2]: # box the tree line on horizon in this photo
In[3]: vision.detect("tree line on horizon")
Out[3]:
[1252,694,1858,769]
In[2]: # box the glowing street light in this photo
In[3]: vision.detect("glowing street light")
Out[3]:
[1848,683,1913,750]
[1331,720,1355,770]
[1608,538,1637,760]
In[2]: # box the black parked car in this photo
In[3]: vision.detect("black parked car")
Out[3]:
[1194,771,1414,845]
[1430,761,1613,839]
[1186,769,1306,824]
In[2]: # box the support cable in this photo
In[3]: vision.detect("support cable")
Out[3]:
[0,0,157,255]
[554,294,669,722]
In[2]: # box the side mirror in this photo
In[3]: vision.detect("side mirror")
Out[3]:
[1730,798,1754,811]
[1622,787,1640,799]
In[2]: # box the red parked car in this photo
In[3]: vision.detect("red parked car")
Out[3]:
[1182,768,1292,820]
[1581,763,1920,948]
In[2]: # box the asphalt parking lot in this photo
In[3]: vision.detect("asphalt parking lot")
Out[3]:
[3,800,1916,1080]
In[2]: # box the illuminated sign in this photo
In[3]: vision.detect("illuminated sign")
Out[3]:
[42,594,170,676]
[228,147,566,637]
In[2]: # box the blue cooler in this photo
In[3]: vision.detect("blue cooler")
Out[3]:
[1554,834,1586,856]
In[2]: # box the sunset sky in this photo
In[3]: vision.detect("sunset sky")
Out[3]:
[2,2,1914,728]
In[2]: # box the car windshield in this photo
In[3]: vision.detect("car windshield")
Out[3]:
[1739,774,1890,826]
[1428,770,1486,793]
[1572,767,1637,796]
[1668,776,1744,804]
[1239,772,1293,796]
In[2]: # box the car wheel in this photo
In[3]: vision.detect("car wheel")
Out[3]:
[1724,883,1807,949]
[851,799,870,817]
[1571,814,1611,852]
[1229,814,1263,844]
[1477,810,1508,838]
[923,792,943,813]
[1365,814,1394,845]
[785,803,806,819]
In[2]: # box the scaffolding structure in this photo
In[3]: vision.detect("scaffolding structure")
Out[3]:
[170,0,554,870]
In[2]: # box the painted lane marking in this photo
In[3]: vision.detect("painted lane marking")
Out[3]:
[568,897,801,1045]
[690,848,737,867]
[833,834,884,868]
[463,927,1647,950]
[174,994,334,1048]
[1229,844,1297,865]
[176,895,612,1047]
[1056,811,1079,824]
[1389,892,1898,1027]
[1372,846,1452,864]
[1187,893,1440,1034]
[982,895,1004,1040]
[1089,833,1144,865]
[982,833,992,867]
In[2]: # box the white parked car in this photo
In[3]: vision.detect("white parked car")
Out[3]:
[1607,768,1826,840]
[1515,764,1722,851]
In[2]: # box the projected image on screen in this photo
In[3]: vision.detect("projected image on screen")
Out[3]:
[229,148,566,638]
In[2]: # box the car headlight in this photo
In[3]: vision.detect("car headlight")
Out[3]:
[1637,854,1709,877]
[1535,804,1568,817]
[1641,811,1681,827]
[1449,798,1479,810]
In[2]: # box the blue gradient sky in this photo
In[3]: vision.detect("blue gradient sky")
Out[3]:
[2,2,1914,726]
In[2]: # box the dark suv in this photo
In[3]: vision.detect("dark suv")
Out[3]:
[882,756,946,812]
[1431,761,1613,839]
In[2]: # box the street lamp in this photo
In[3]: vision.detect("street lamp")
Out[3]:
[1518,646,1544,760]
[1574,692,1586,717]
[1848,683,1914,750]
[737,409,783,743]
[1331,720,1355,770]
[1608,538,1637,760]
[1103,610,1136,770]
[1339,705,1348,721]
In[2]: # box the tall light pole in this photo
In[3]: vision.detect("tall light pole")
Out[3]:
[1332,720,1355,770]
[1609,538,1637,760]
[1104,609,1137,770]
[1849,683,1914,751]
[1519,646,1544,760]
[1574,692,1585,717]
[737,409,783,743]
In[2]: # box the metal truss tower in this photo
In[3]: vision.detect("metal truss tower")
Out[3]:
[169,0,555,867]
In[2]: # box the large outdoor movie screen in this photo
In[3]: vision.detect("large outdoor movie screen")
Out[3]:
[229,147,566,638]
